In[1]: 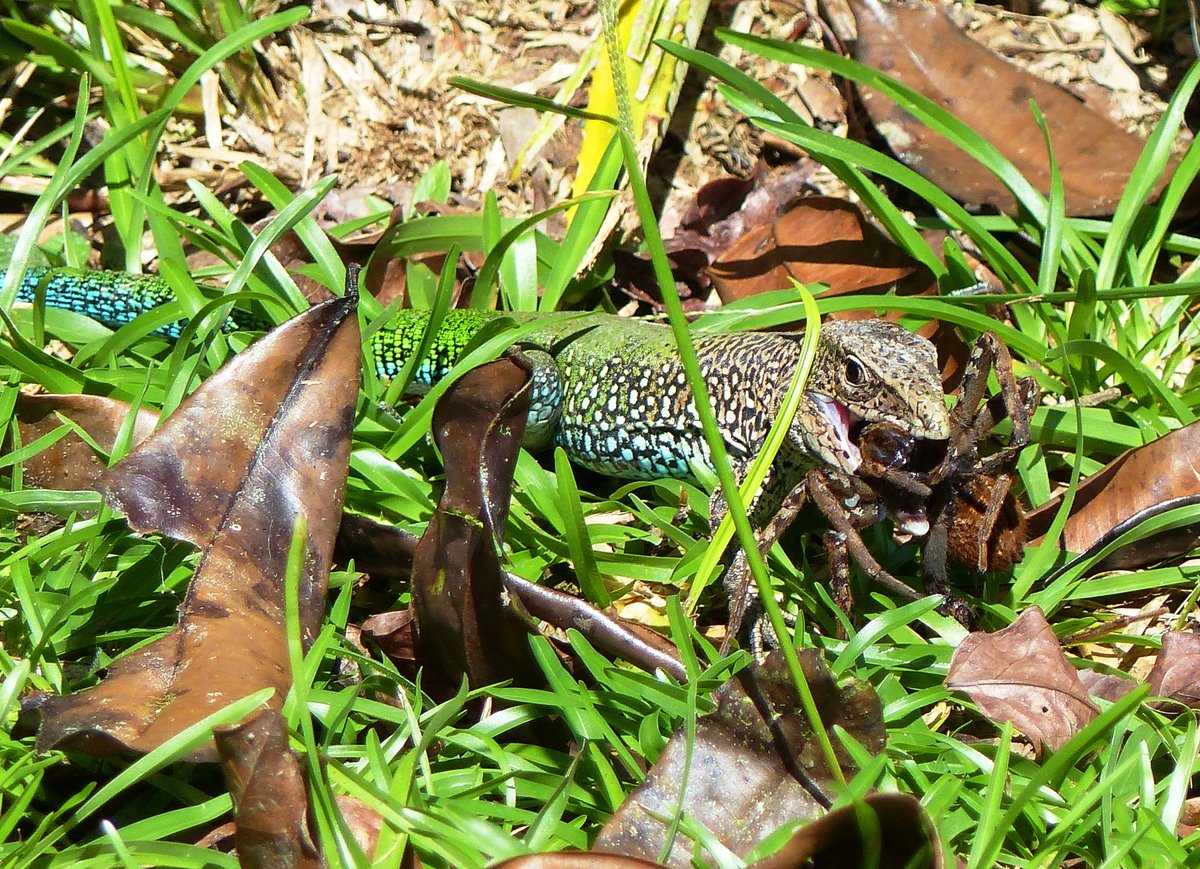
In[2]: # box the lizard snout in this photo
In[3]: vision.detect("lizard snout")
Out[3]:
[912,393,951,441]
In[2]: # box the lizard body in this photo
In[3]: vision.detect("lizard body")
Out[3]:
[9,265,956,642]
[10,266,950,492]
[363,300,951,491]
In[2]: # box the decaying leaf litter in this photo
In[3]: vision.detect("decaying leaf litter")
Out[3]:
[2,0,1200,864]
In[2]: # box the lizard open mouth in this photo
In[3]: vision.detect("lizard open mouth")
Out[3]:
[811,393,863,473]
[810,394,933,537]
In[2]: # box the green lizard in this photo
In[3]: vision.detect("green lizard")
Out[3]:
[8,266,951,633]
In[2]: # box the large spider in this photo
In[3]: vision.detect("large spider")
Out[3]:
[741,332,1039,634]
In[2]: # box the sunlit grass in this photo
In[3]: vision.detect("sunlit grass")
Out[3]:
[2,2,1200,866]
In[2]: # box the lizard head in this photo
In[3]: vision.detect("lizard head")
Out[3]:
[794,319,949,475]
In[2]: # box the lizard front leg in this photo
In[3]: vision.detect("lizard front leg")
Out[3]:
[714,464,809,654]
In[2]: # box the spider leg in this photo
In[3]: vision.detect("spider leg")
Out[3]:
[859,461,934,499]
[925,575,977,629]
[982,333,1036,449]
[919,489,979,626]
[935,333,1039,484]
[973,471,1015,569]
[720,475,809,653]
[963,378,1040,478]
[807,470,923,603]
[826,529,855,634]
[964,339,1037,445]
[928,335,994,487]
[924,494,954,584]
[952,334,999,431]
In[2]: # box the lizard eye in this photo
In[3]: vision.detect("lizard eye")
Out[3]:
[845,356,867,386]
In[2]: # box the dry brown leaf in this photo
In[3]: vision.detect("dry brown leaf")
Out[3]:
[708,196,935,303]
[411,353,543,693]
[215,708,384,864]
[593,651,885,867]
[14,393,158,490]
[360,609,419,670]
[1147,632,1200,708]
[1178,796,1200,838]
[494,855,668,868]
[26,291,360,760]
[1027,420,1200,568]
[851,0,1172,216]
[215,709,323,868]
[946,607,1098,753]
[747,793,942,869]
[496,794,939,868]
[1075,669,1138,704]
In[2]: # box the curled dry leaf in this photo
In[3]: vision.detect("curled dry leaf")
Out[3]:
[14,392,158,490]
[947,607,1098,753]
[215,708,384,866]
[25,290,360,760]
[593,651,885,867]
[1027,420,1200,570]
[411,352,544,692]
[360,609,419,669]
[708,195,935,303]
[493,855,668,868]
[215,709,323,869]
[747,792,942,869]
[850,0,1173,216]
[1147,632,1200,708]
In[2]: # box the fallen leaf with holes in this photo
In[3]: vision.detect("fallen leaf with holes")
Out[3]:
[14,392,158,490]
[593,651,885,867]
[850,0,1173,216]
[24,291,360,760]
[946,607,1098,753]
[1147,632,1200,708]
[1027,421,1200,570]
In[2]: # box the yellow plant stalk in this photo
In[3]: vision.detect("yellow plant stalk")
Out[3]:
[571,0,709,203]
